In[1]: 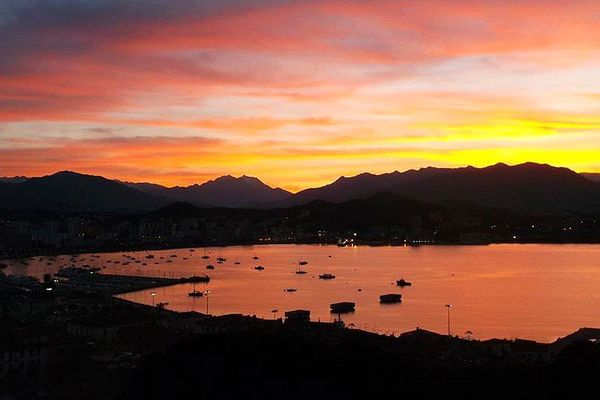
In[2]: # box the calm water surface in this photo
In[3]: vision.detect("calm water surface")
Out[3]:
[6,244,600,342]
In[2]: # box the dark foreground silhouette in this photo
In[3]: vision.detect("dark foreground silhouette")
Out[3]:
[133,328,600,399]
[3,275,600,399]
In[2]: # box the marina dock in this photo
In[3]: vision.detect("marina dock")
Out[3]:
[55,270,203,295]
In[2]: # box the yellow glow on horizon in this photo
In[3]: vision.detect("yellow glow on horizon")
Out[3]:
[1,1,600,189]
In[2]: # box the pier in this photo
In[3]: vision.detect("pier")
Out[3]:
[55,271,202,295]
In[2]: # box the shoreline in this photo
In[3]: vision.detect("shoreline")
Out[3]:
[3,239,600,260]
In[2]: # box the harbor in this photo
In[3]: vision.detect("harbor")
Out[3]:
[52,267,208,295]
[4,243,600,342]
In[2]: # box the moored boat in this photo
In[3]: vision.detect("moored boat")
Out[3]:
[330,302,355,314]
[379,293,402,304]
[188,281,204,297]
[319,273,336,280]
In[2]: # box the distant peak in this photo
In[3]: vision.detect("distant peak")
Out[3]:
[215,174,235,181]
[516,162,551,168]
[239,175,262,183]
[212,174,263,184]
[49,170,108,179]
[53,170,79,176]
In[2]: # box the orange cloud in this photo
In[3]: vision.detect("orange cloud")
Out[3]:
[1,0,599,188]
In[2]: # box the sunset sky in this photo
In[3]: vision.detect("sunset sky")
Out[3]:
[1,0,599,191]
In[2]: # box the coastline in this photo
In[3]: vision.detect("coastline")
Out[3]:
[4,238,600,261]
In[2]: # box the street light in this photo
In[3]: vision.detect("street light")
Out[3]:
[271,309,278,320]
[204,290,211,315]
[445,304,452,336]
[150,291,157,307]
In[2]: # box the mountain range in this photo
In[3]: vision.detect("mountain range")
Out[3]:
[1,163,600,214]
[0,171,168,212]
[122,175,291,208]
[269,162,600,214]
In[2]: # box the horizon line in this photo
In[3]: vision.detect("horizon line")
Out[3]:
[2,161,599,194]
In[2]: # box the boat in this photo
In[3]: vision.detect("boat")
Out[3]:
[379,294,402,304]
[319,273,336,280]
[206,264,215,270]
[145,255,154,259]
[188,282,204,297]
[253,256,259,260]
[296,263,307,275]
[285,288,297,292]
[396,279,412,287]
[299,260,308,266]
[254,265,265,271]
[330,302,355,314]
[217,257,226,262]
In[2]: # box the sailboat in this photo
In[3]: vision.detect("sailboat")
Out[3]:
[188,281,203,297]
[201,248,210,259]
[295,262,307,275]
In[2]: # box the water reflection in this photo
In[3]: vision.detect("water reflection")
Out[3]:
[6,243,600,342]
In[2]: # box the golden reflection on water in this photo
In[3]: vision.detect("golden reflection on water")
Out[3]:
[8,244,600,342]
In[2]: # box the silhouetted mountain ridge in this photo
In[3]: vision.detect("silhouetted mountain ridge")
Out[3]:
[147,192,448,223]
[0,171,170,212]
[393,162,600,213]
[263,163,600,214]
[125,175,290,208]
[2,163,600,214]
[0,176,29,183]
